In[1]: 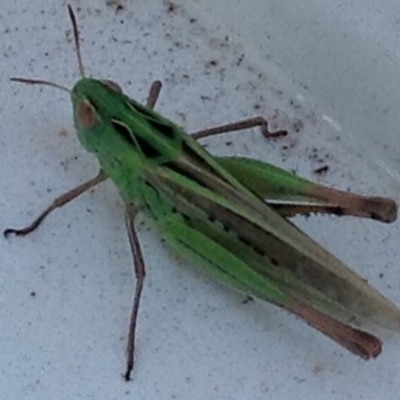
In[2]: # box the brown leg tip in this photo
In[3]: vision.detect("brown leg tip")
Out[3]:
[3,228,18,238]
[123,369,132,382]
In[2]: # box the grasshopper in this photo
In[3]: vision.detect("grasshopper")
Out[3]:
[5,6,400,380]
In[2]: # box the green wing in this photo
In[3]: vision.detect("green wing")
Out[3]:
[140,177,383,358]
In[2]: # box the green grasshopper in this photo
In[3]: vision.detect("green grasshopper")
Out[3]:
[5,6,400,380]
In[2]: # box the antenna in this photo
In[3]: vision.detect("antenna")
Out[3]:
[68,5,85,78]
[10,78,70,93]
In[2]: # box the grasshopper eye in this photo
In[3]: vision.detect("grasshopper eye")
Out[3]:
[77,99,99,129]
[101,79,123,93]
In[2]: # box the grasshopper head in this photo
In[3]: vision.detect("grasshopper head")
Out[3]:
[71,77,126,153]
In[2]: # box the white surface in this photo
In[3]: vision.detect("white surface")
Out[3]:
[1,0,400,399]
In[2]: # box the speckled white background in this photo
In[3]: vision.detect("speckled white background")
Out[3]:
[1,0,400,399]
